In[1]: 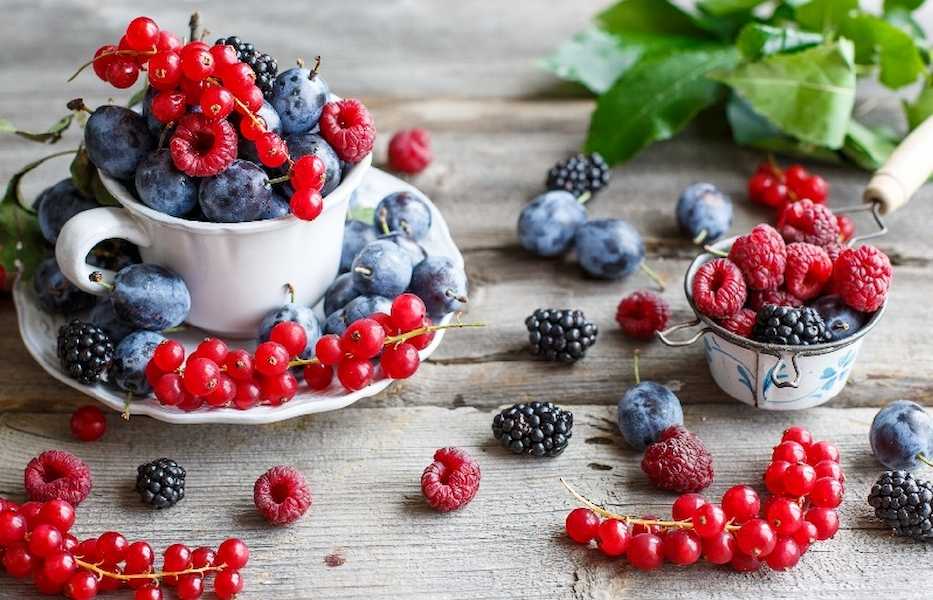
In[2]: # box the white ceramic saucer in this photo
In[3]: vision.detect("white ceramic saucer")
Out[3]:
[13,168,461,424]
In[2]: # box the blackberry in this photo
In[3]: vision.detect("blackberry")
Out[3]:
[492,402,574,457]
[56,320,114,384]
[525,308,598,363]
[216,36,278,98]
[868,471,933,542]
[545,152,610,198]
[136,458,186,509]
[752,304,831,346]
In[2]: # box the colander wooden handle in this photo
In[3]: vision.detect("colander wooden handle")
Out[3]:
[864,115,933,214]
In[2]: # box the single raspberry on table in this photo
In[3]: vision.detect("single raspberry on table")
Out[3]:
[728,224,786,291]
[388,128,432,174]
[784,243,833,301]
[777,199,839,246]
[421,447,481,512]
[24,450,92,506]
[253,465,312,526]
[170,113,238,177]
[691,258,747,319]
[615,290,670,340]
[319,98,376,163]
[641,426,713,493]
[747,288,803,311]
[832,244,893,312]
[719,308,756,338]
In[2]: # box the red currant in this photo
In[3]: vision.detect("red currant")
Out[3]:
[291,189,324,221]
[75,539,98,562]
[234,380,261,410]
[664,529,701,566]
[721,485,759,523]
[221,62,256,92]
[153,339,185,372]
[783,462,817,496]
[254,341,290,376]
[29,524,64,558]
[764,460,791,495]
[217,538,250,570]
[807,441,840,464]
[240,115,268,141]
[70,405,106,442]
[772,441,807,463]
[180,43,214,80]
[191,546,216,569]
[194,337,229,364]
[154,373,186,406]
[765,537,801,571]
[565,508,600,543]
[214,569,245,599]
[766,497,803,536]
[763,182,789,208]
[813,459,845,482]
[200,86,235,120]
[145,360,165,388]
[735,519,776,558]
[38,499,76,532]
[255,132,289,168]
[792,520,818,553]
[340,318,387,359]
[64,533,79,552]
[381,342,420,379]
[157,30,181,52]
[148,51,181,90]
[2,542,34,577]
[0,510,27,544]
[125,17,159,51]
[240,85,264,112]
[183,357,221,396]
[151,91,187,124]
[42,550,77,586]
[702,530,736,565]
[730,551,762,572]
[270,322,309,358]
[64,570,98,600]
[125,540,154,571]
[390,293,427,331]
[304,363,334,390]
[781,426,813,448]
[162,543,191,584]
[180,77,205,104]
[670,493,706,522]
[107,59,140,89]
[596,518,629,557]
[209,44,239,70]
[370,312,398,335]
[206,375,237,407]
[261,371,299,405]
[810,477,844,508]
[691,503,726,538]
[96,564,123,591]
[224,349,254,381]
[408,317,436,350]
[627,533,664,571]
[178,394,205,412]
[118,35,150,65]
[796,175,828,203]
[176,573,204,599]
[136,585,163,600]
[784,164,808,188]
[631,515,662,536]
[19,501,42,527]
[96,531,128,563]
[92,45,118,81]
[315,335,344,366]
[291,155,327,191]
[337,358,374,391]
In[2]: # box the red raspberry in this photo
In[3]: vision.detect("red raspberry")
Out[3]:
[784,243,833,301]
[691,258,747,319]
[421,447,481,512]
[319,98,376,163]
[170,113,238,177]
[747,288,803,311]
[615,290,670,340]
[24,451,92,506]
[823,242,845,264]
[641,426,713,493]
[388,128,432,174]
[728,224,786,291]
[253,466,312,526]
[777,199,839,246]
[719,308,756,338]
[836,214,855,242]
[832,245,893,312]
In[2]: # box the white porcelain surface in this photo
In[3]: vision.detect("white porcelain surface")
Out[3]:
[55,153,372,338]
[18,168,462,424]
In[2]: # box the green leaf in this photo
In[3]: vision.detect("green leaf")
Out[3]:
[698,0,764,16]
[69,148,95,199]
[0,118,15,134]
[127,84,149,109]
[726,95,841,163]
[597,0,706,37]
[0,114,74,144]
[347,206,375,224]
[842,119,898,170]
[736,24,823,59]
[2,150,78,211]
[585,44,739,164]
[884,0,925,11]
[883,7,927,42]
[796,0,858,31]
[90,172,119,207]
[839,13,925,88]
[711,40,857,148]
[905,83,933,129]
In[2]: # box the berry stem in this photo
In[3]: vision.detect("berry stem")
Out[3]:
[308,56,322,80]
[918,453,933,469]
[559,478,740,531]
[576,191,592,205]
[268,174,291,185]
[188,12,201,43]
[693,229,708,245]
[66,98,93,115]
[703,245,729,258]
[284,282,296,304]
[354,266,373,277]
[75,558,225,582]
[633,349,641,385]
[68,49,156,82]
[444,288,468,304]
[639,262,666,292]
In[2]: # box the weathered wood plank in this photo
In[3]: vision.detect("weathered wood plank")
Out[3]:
[0,405,928,600]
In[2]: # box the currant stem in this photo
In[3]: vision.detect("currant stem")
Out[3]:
[122,392,133,421]
[918,453,933,469]
[188,12,201,43]
[703,245,729,258]
[693,229,708,245]
[633,349,641,385]
[639,262,666,292]
[68,49,156,82]
[75,558,225,582]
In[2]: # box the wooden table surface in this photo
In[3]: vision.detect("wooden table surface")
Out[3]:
[2,1,933,598]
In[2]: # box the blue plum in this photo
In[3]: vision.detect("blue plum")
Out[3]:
[258,303,321,360]
[374,192,432,240]
[36,179,97,243]
[517,190,586,257]
[140,88,163,137]
[870,400,933,470]
[574,219,645,280]
[271,67,330,135]
[284,133,341,195]
[109,330,165,394]
[409,256,468,318]
[676,182,733,243]
[810,295,867,341]
[340,220,377,273]
[89,298,136,344]
[33,257,95,314]
[199,160,275,223]
[323,308,349,336]
[111,264,191,330]
[259,194,291,220]
[135,150,198,217]
[617,382,684,451]
[344,295,392,323]
[378,232,427,267]
[351,240,413,298]
[324,273,360,316]
[84,105,155,180]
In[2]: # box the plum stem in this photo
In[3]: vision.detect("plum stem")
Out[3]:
[633,349,641,385]
[354,266,373,277]
[693,229,708,245]
[576,191,592,205]
[188,12,200,42]
[88,271,113,291]
[704,245,729,258]
[918,454,933,469]
[284,283,296,304]
[268,174,291,186]
[445,289,468,304]
[639,262,665,291]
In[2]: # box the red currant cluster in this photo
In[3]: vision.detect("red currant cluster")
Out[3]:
[146,294,478,411]
[0,497,248,599]
[563,426,844,572]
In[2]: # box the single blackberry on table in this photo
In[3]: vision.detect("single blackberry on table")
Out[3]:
[56,320,114,384]
[525,308,598,363]
[868,471,933,542]
[216,36,278,98]
[136,458,186,509]
[545,153,610,198]
[492,402,574,457]
[752,304,831,346]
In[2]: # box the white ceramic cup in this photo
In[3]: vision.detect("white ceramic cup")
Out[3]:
[55,154,372,338]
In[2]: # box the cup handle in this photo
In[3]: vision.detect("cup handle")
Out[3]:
[55,207,151,295]
[864,114,933,214]
[769,352,802,389]
[656,319,711,347]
